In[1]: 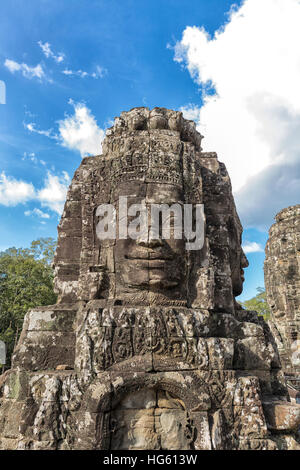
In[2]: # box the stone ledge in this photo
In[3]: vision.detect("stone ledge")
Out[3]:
[262,400,300,431]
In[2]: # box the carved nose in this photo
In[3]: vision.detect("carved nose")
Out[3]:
[136,237,164,248]
[241,251,249,268]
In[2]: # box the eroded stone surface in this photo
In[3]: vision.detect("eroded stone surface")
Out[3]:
[0,108,300,450]
[264,205,300,393]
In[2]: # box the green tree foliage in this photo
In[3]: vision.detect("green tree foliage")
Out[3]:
[241,287,271,321]
[0,238,57,367]
[27,237,57,266]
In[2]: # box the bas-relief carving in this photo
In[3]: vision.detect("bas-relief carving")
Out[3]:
[110,390,197,450]
[0,108,300,450]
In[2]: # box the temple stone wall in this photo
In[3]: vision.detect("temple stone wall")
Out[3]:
[265,205,300,379]
[0,108,300,450]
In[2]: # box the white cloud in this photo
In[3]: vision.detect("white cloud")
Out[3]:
[22,152,48,167]
[62,65,107,79]
[24,122,55,138]
[23,100,105,158]
[0,172,35,206]
[37,171,70,214]
[38,41,64,63]
[180,104,201,123]
[4,59,45,80]
[95,65,107,78]
[174,0,300,229]
[25,208,50,219]
[236,160,300,230]
[242,241,264,254]
[22,152,37,164]
[62,69,87,78]
[58,100,105,156]
[0,171,69,215]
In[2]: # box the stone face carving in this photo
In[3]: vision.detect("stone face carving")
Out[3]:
[0,108,300,450]
[265,205,300,380]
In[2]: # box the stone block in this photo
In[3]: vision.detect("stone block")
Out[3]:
[263,401,300,431]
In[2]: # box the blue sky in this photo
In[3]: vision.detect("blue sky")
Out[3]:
[1,0,299,301]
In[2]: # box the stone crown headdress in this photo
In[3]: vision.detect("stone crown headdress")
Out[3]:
[100,107,204,188]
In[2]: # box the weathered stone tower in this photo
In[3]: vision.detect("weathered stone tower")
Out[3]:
[0,108,300,450]
[265,205,300,381]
